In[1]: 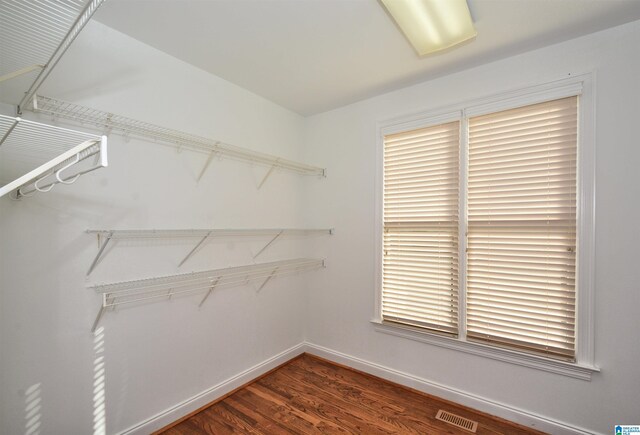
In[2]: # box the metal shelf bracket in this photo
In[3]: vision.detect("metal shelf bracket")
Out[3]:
[199,276,221,307]
[253,230,284,259]
[87,231,114,276]
[178,231,212,268]
[258,159,279,190]
[197,146,218,182]
[258,267,278,292]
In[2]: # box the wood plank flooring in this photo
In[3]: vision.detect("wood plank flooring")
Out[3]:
[159,354,546,435]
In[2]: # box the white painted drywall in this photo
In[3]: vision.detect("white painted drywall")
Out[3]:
[2,14,640,435]
[302,20,640,434]
[0,22,322,435]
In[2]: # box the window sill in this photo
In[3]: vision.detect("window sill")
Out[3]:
[371,320,599,381]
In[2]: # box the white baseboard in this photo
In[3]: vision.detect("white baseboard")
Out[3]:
[118,340,599,435]
[303,342,600,435]
[118,342,306,435]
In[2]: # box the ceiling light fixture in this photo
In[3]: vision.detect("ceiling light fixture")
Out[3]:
[381,0,477,56]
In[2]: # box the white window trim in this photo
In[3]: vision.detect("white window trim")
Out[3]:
[370,320,598,380]
[373,73,598,380]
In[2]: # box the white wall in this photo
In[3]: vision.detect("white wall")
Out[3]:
[302,20,640,435]
[3,14,640,435]
[0,22,321,434]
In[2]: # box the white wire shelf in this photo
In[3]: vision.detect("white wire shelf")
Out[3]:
[88,258,325,331]
[0,114,107,199]
[32,94,326,183]
[0,0,105,112]
[85,228,333,275]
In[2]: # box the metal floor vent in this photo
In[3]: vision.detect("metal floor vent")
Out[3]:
[435,409,478,433]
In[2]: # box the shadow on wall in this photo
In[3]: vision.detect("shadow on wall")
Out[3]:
[24,382,42,435]
[93,326,106,435]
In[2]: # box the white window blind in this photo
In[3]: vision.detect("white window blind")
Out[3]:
[466,97,578,360]
[382,121,460,335]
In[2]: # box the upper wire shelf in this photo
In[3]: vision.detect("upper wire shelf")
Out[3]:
[0,0,105,113]
[0,114,107,199]
[88,257,325,331]
[85,228,333,275]
[87,228,334,239]
[32,95,326,182]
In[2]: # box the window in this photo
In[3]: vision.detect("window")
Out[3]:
[382,121,460,335]
[466,97,577,360]
[377,78,595,372]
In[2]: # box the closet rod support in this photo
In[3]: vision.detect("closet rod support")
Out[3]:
[178,231,212,267]
[87,231,113,276]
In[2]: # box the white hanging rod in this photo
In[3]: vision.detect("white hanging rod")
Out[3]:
[89,258,325,331]
[7,0,107,114]
[0,114,108,199]
[32,94,326,177]
[85,228,333,275]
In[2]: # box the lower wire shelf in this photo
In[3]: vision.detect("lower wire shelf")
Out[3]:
[88,258,325,331]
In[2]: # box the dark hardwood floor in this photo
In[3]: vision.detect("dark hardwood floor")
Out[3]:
[159,353,546,435]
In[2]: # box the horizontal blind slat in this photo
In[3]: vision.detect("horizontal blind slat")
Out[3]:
[383,121,460,334]
[467,96,578,360]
